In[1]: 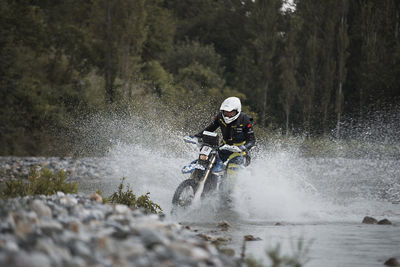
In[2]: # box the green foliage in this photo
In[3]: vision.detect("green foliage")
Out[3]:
[267,239,312,267]
[1,167,78,198]
[136,192,163,214]
[245,256,264,267]
[244,239,312,267]
[1,179,26,199]
[108,178,162,214]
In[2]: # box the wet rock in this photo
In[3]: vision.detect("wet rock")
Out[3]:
[377,219,392,225]
[385,258,400,266]
[218,220,231,231]
[197,233,217,242]
[275,222,282,226]
[220,248,235,257]
[216,236,231,242]
[362,216,378,224]
[244,235,262,241]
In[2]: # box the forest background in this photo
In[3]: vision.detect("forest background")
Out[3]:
[1,0,399,156]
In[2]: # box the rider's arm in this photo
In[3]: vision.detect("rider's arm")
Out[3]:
[194,115,219,138]
[243,118,255,150]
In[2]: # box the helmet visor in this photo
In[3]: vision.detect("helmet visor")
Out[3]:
[223,110,237,118]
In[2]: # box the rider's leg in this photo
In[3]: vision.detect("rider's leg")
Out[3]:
[226,153,245,176]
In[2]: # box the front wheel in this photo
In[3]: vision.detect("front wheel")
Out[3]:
[172,179,198,207]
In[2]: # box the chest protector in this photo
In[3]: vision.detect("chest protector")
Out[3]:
[217,112,252,146]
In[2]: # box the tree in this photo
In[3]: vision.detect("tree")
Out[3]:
[236,0,282,128]
[335,0,349,138]
[89,0,147,104]
[163,40,226,95]
[279,10,300,135]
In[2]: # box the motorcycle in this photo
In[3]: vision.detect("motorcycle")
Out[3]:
[171,130,246,209]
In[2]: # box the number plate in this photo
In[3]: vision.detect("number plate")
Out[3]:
[200,146,212,156]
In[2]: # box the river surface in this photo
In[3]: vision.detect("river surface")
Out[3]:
[73,141,400,267]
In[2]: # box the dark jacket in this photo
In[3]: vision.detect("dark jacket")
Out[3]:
[196,112,256,150]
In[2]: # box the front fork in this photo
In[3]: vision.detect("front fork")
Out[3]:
[193,154,217,202]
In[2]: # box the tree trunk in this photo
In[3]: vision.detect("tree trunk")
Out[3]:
[285,103,290,136]
[105,0,114,104]
[336,81,343,138]
[260,82,268,127]
[336,0,348,138]
[122,42,130,100]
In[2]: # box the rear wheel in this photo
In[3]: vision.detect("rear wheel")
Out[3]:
[172,179,198,207]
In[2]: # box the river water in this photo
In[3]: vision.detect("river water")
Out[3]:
[74,140,400,267]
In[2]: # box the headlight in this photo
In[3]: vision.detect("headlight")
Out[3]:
[199,155,208,161]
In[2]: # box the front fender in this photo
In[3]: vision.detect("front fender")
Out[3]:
[181,161,206,174]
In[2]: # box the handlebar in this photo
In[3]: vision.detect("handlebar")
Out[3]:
[184,136,244,153]
[219,144,242,153]
[183,136,198,145]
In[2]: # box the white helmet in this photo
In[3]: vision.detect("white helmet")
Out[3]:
[220,97,241,124]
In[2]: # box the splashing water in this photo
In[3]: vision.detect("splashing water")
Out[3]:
[70,106,400,266]
[70,106,400,223]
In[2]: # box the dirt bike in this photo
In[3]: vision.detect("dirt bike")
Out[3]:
[171,131,246,209]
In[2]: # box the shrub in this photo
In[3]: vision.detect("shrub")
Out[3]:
[243,238,312,267]
[1,166,78,198]
[107,178,162,214]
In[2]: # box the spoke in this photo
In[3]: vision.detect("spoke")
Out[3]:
[179,186,194,206]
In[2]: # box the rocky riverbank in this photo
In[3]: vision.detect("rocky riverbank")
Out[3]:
[0,193,239,267]
[0,157,113,181]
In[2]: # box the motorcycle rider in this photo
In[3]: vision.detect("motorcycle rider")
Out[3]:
[194,97,255,175]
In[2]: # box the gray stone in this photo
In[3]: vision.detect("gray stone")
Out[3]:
[140,229,170,248]
[30,200,52,218]
[0,186,240,267]
[38,220,63,235]
[68,256,86,267]
[10,251,51,267]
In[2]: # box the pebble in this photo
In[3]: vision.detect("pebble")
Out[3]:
[0,194,240,267]
[243,234,262,241]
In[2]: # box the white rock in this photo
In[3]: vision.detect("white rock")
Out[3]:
[5,240,19,252]
[115,204,130,214]
[190,247,210,261]
[60,196,78,206]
